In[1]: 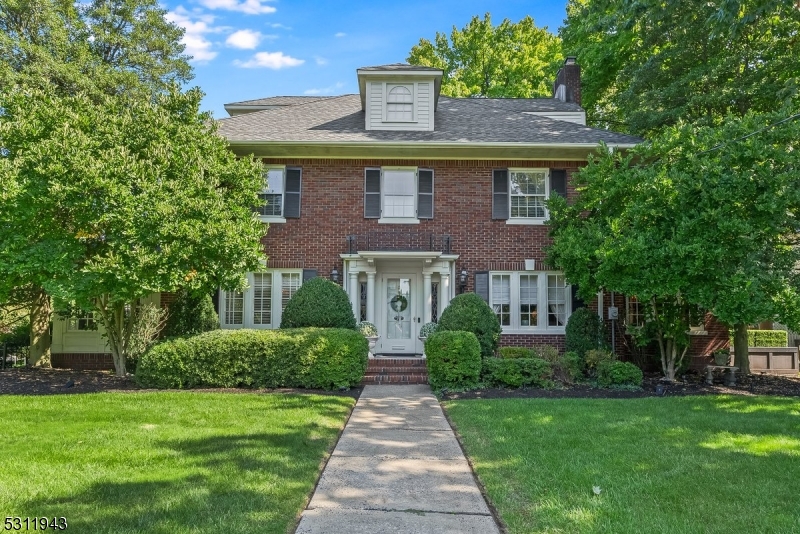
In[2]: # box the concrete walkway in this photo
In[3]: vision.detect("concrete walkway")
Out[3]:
[296,385,501,534]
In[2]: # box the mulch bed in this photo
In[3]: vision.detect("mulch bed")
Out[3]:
[1,367,798,399]
[0,367,360,398]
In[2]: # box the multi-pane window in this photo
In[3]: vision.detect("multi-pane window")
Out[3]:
[489,272,571,331]
[224,290,244,325]
[491,274,511,326]
[252,273,272,325]
[281,273,301,311]
[382,169,416,218]
[68,311,96,331]
[626,296,645,327]
[519,274,538,327]
[386,84,413,121]
[258,167,284,217]
[510,170,548,218]
[547,274,568,326]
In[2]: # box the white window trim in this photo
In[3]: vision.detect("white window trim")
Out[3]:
[378,166,420,224]
[259,165,287,224]
[219,269,303,329]
[489,271,571,334]
[506,167,550,226]
[382,82,417,123]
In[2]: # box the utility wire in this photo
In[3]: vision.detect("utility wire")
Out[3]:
[696,112,800,155]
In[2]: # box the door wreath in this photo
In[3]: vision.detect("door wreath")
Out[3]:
[389,294,408,313]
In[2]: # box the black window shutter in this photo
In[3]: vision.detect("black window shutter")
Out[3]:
[211,290,220,315]
[475,271,490,303]
[284,168,302,218]
[550,169,567,198]
[302,269,317,282]
[364,168,381,218]
[417,169,434,219]
[492,169,509,220]
[571,284,585,310]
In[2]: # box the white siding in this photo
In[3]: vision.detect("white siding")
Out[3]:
[366,80,435,131]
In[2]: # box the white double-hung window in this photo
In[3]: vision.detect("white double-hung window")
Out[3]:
[257,166,302,222]
[510,169,549,219]
[364,167,434,223]
[488,272,572,332]
[220,270,304,329]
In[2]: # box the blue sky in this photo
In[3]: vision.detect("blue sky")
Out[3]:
[162,0,569,118]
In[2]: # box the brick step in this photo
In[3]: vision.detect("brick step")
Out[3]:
[366,366,427,374]
[367,358,427,368]
[362,373,429,385]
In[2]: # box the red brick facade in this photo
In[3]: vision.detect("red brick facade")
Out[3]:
[52,352,114,371]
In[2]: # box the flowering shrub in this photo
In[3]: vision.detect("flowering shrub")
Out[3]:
[356,321,378,337]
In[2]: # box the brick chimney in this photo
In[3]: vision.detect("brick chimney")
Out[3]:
[553,57,581,105]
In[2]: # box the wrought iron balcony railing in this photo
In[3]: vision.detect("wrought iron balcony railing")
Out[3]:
[345,231,452,255]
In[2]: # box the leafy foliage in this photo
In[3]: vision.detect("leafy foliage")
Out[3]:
[437,293,501,359]
[560,0,800,136]
[126,301,166,373]
[163,289,219,338]
[280,278,357,330]
[482,358,553,388]
[565,307,608,358]
[356,321,378,337]
[408,13,563,98]
[743,330,788,348]
[498,347,535,359]
[419,322,439,338]
[424,331,482,390]
[584,349,615,375]
[136,328,368,390]
[0,86,265,376]
[596,361,643,388]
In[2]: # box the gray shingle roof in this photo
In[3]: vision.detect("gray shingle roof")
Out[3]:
[225,95,332,107]
[217,94,641,146]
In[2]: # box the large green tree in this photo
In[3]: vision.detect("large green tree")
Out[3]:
[560,0,800,136]
[408,13,563,98]
[548,111,800,378]
[0,0,193,366]
[0,87,265,376]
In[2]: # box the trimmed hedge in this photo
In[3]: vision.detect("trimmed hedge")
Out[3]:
[136,328,368,390]
[483,358,553,388]
[498,347,535,359]
[437,293,501,359]
[596,361,643,388]
[745,330,788,347]
[280,278,357,330]
[425,331,481,390]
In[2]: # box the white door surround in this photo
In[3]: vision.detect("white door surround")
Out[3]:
[341,251,458,355]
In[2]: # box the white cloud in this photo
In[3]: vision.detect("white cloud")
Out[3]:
[269,23,291,29]
[166,7,223,63]
[199,0,276,15]
[314,56,328,66]
[334,32,346,38]
[303,82,345,95]
[234,51,304,69]
[226,29,262,49]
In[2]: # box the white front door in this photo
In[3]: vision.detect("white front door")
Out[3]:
[380,274,419,355]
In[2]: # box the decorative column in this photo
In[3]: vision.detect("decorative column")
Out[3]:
[423,273,432,324]
[366,272,376,324]
[440,272,451,311]
[349,270,359,321]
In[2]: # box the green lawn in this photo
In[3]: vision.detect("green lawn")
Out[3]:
[444,396,800,534]
[0,392,355,533]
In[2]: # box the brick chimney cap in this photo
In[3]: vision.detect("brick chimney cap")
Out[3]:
[565,56,578,65]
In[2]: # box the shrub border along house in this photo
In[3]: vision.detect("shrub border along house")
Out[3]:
[425,330,482,390]
[136,328,368,390]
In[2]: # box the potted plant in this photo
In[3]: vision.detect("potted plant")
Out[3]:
[356,321,379,355]
[419,321,438,341]
[712,348,730,366]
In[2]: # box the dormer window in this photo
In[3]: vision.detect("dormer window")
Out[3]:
[385,84,414,122]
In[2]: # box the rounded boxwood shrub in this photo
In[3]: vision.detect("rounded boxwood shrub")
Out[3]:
[163,289,219,337]
[280,277,357,330]
[437,293,501,359]
[498,346,534,359]
[596,360,643,388]
[424,330,481,390]
[565,307,608,358]
[136,327,368,390]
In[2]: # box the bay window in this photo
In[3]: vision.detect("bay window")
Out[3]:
[488,271,572,332]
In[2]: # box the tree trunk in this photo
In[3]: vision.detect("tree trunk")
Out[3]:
[29,287,51,368]
[733,323,750,375]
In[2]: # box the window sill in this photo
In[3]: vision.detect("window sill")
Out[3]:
[259,216,286,224]
[688,330,708,336]
[506,218,548,225]
[378,217,420,225]
[500,328,566,335]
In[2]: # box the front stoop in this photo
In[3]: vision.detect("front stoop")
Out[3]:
[363,357,428,385]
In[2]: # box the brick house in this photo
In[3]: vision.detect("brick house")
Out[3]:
[50,58,735,370]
